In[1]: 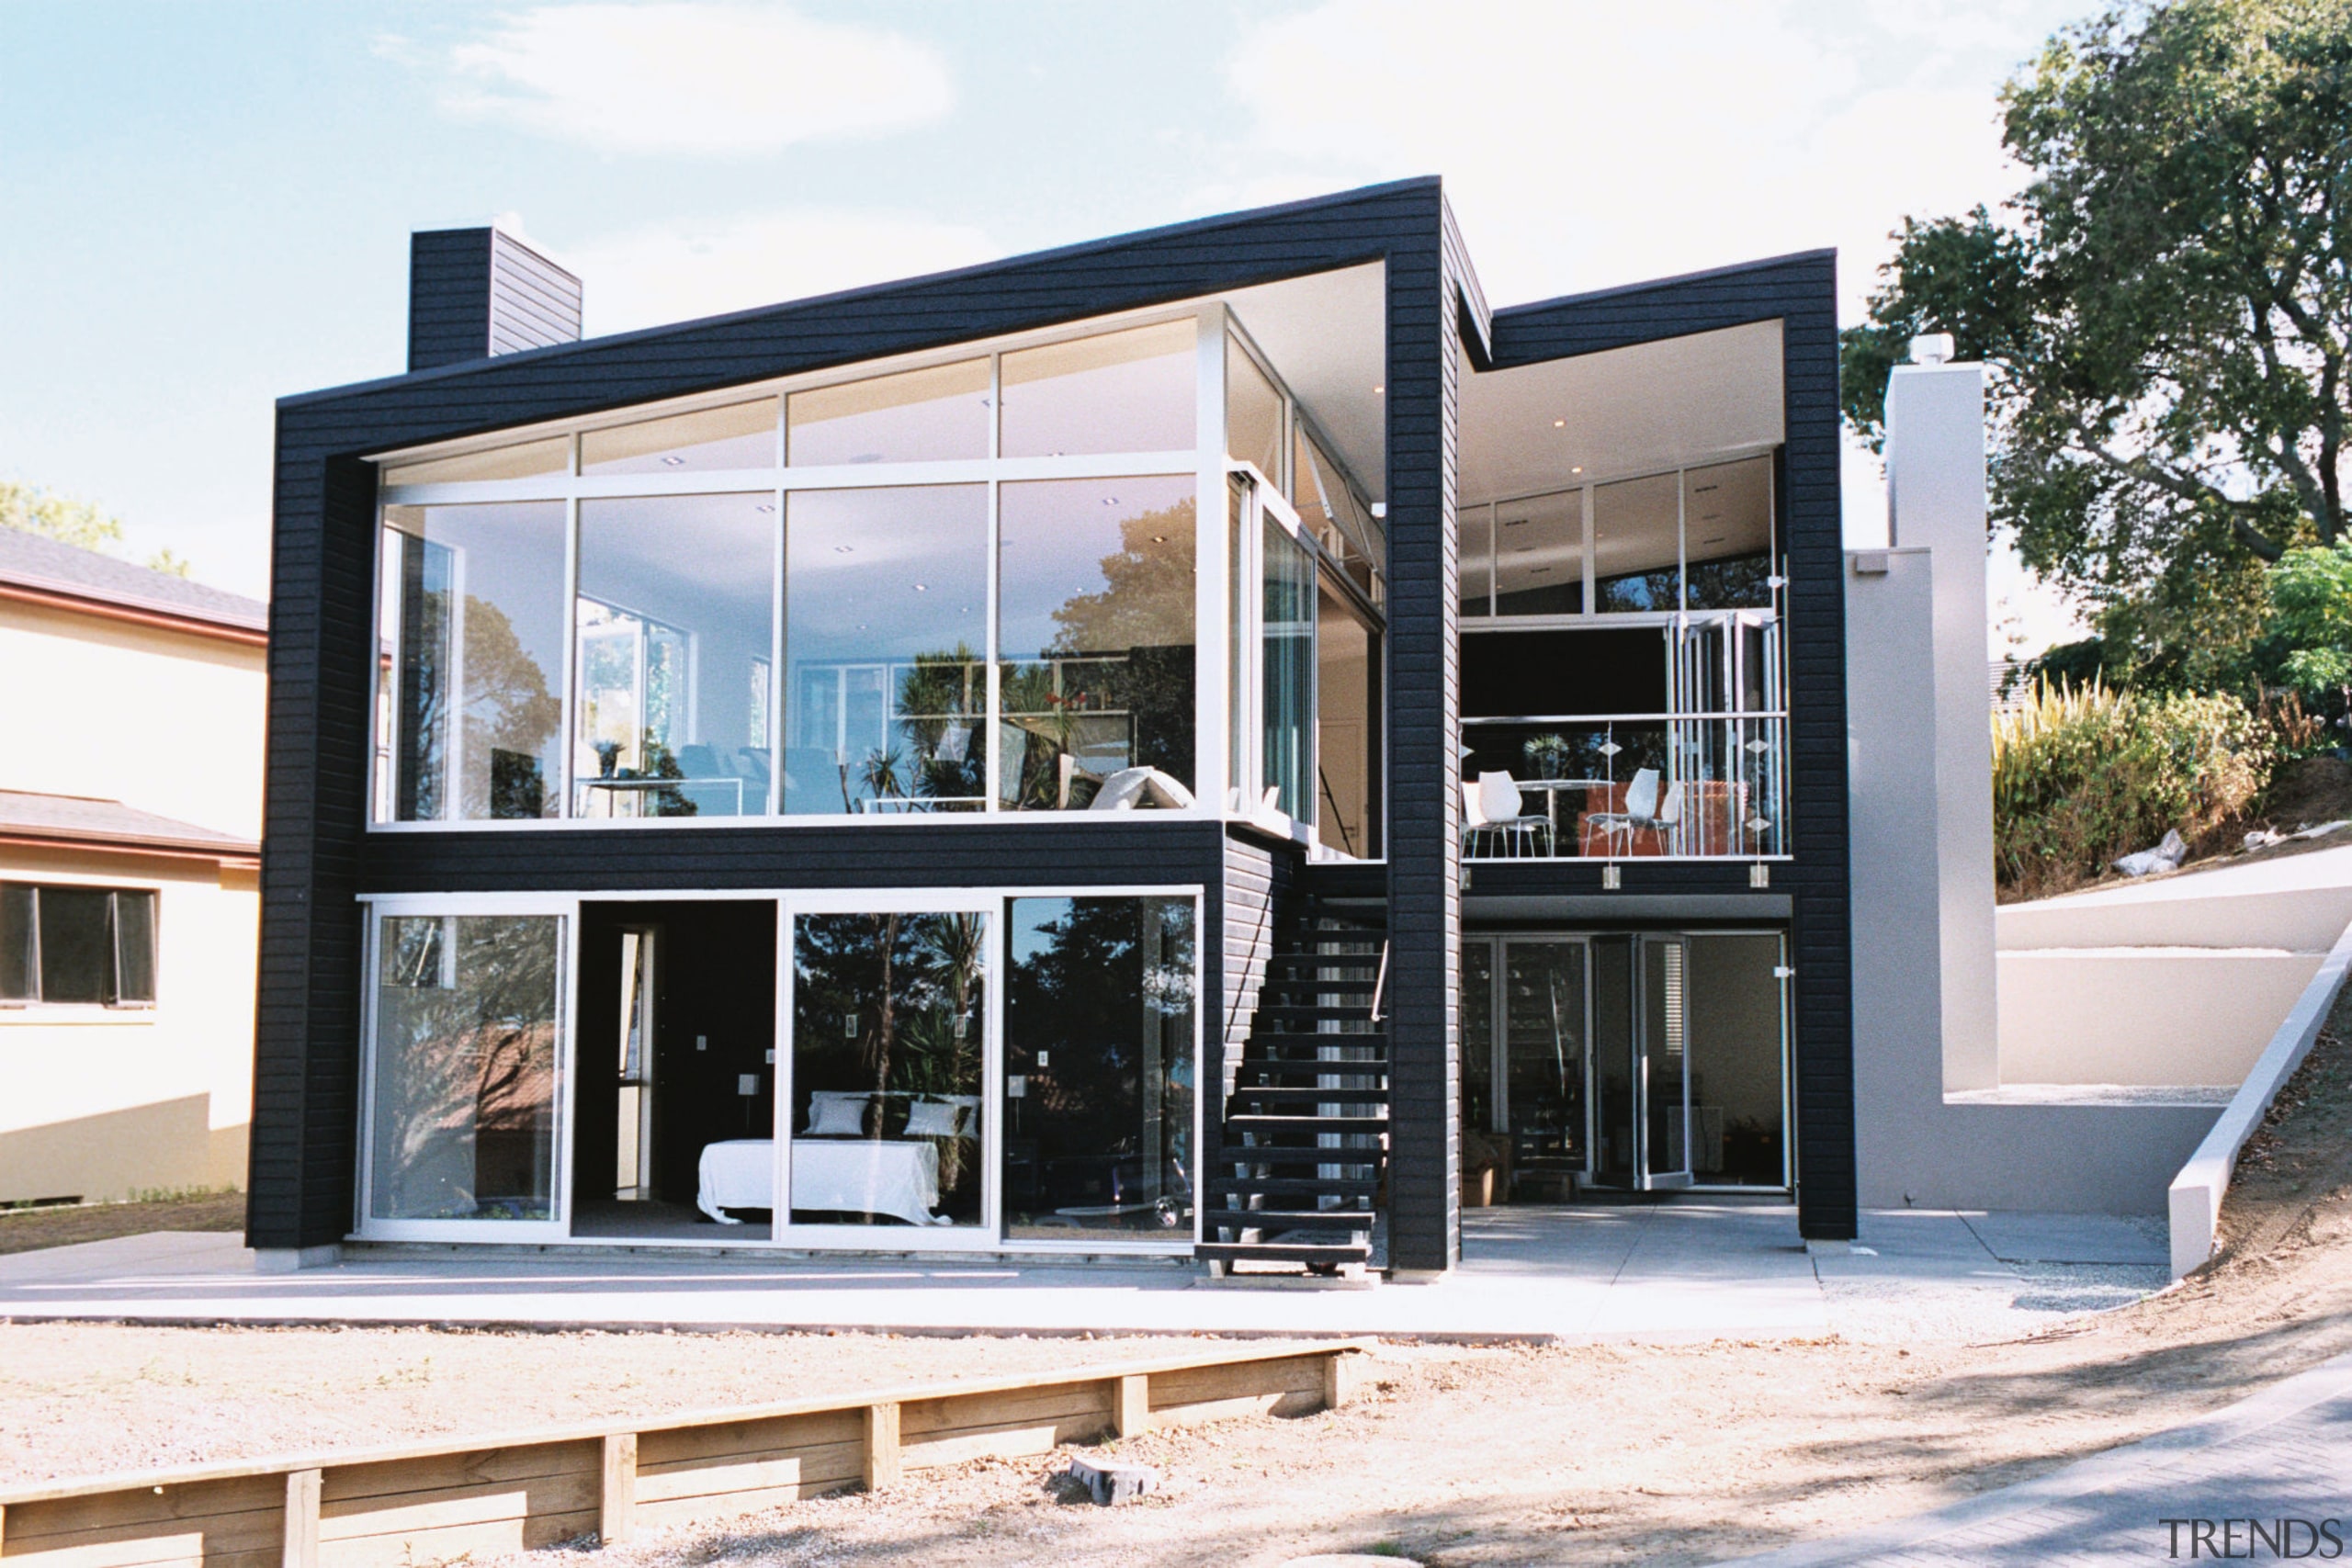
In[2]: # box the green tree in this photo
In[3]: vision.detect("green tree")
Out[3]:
[1843,0,2352,682]
[0,479,193,577]
[2262,541,2352,698]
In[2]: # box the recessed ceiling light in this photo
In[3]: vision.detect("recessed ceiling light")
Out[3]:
[1571,466,1584,474]
[912,583,928,592]
[755,503,776,513]
[833,545,854,554]
[1151,535,1168,543]
[661,455,686,468]
[1373,385,1385,394]
[1553,419,1566,428]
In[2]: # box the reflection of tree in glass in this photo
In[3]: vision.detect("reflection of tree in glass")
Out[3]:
[1008,502,1197,807]
[1007,898,1194,1213]
[791,912,986,1216]
[376,916,559,1221]
[891,647,985,803]
[458,599,560,819]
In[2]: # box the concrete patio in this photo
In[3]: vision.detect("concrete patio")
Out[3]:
[0,1199,2169,1344]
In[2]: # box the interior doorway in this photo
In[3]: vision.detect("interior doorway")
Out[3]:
[571,899,777,1239]
[1463,929,1790,1201]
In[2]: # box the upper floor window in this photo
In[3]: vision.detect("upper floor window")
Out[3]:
[1463,453,1777,621]
[370,306,1381,839]
[0,884,156,1007]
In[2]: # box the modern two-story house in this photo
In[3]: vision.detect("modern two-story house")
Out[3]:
[250,180,1854,1273]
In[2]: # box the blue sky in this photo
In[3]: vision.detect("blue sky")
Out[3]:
[0,0,2098,646]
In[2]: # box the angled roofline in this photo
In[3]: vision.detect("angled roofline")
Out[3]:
[1492,246,1838,322]
[281,175,1446,412]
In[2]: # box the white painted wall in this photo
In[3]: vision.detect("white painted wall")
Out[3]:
[0,600,266,840]
[1997,949,2323,1087]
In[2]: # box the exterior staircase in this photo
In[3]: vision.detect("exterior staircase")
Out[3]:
[1203,893,1389,1274]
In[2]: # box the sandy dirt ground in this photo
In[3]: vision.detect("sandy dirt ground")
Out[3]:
[7,1021,2352,1562]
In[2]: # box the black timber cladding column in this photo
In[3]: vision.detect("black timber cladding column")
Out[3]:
[247,449,379,1249]
[1382,187,1464,1271]
[1777,264,1859,1241]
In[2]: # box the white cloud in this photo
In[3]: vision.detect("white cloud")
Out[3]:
[569,210,999,335]
[444,4,953,154]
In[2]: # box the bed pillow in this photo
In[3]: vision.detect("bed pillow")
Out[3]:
[804,1095,869,1136]
[902,1099,965,1138]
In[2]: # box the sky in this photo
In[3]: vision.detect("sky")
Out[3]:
[0,0,2099,651]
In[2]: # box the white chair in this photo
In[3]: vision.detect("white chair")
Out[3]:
[1588,770,1684,856]
[1473,771,1553,857]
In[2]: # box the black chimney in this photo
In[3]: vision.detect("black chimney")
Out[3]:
[406,227,582,373]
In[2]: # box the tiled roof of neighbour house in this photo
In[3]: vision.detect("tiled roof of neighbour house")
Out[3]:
[0,789,259,865]
[0,526,267,640]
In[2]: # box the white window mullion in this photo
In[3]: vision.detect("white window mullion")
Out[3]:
[559,495,580,819]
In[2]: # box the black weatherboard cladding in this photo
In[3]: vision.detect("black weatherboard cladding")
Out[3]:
[256,179,1450,1252]
[407,228,583,373]
[1485,252,1855,1240]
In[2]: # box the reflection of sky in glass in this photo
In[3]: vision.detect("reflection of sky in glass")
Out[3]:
[997,476,1194,660]
[786,486,987,661]
[1001,322,1194,458]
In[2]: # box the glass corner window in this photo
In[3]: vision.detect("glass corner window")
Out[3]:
[1226,339,1283,481]
[786,360,989,467]
[369,913,563,1224]
[380,502,568,822]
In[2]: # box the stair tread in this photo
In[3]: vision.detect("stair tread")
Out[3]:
[1196,1242,1371,1264]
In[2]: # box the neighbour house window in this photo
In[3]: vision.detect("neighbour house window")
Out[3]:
[369,913,563,1224]
[0,885,158,1007]
[574,493,777,818]
[998,478,1198,810]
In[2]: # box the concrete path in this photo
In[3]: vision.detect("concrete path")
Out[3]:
[0,1203,2169,1344]
[1728,1352,2352,1565]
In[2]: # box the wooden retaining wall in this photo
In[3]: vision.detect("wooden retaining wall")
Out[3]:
[0,1341,1368,1568]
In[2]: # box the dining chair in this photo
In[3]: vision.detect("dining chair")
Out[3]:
[1588,767,1661,856]
[1476,771,1553,858]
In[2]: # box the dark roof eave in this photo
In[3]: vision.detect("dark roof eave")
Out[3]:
[1492,247,1838,324]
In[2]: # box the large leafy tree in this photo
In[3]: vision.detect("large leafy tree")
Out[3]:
[1843,0,2352,682]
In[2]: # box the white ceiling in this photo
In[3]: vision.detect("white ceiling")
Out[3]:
[1460,319,1784,505]
[1223,262,1388,496]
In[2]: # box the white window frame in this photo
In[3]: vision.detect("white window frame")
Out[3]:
[350,885,1205,1257]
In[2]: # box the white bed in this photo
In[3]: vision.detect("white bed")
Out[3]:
[696,1138,950,1228]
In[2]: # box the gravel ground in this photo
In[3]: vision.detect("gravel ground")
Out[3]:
[8,1010,2352,1563]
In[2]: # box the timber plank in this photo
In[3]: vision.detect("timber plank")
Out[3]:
[4,1482,284,1544]
[320,1442,597,1506]
[630,1446,865,1508]
[317,1472,596,1542]
[901,1382,1112,1438]
[637,1411,861,1470]
[311,1509,597,1568]
[0,1511,281,1568]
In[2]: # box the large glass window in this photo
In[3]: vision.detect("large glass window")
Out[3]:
[1591,472,1681,614]
[1317,577,1377,858]
[383,502,568,821]
[1495,490,1584,616]
[0,885,157,1007]
[382,436,570,488]
[788,910,987,1228]
[1004,896,1195,1240]
[370,914,563,1224]
[1001,321,1195,457]
[582,400,776,474]
[1261,519,1316,819]
[1686,934,1787,1185]
[784,486,988,815]
[574,493,777,818]
[1682,457,1776,611]
[1227,340,1283,480]
[787,360,989,467]
[998,477,1197,810]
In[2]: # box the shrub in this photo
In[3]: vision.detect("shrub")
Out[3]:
[1992,681,2273,901]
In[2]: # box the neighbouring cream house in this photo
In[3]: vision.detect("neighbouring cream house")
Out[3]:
[0,527,266,1203]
